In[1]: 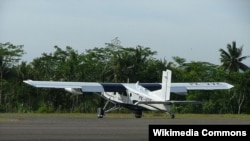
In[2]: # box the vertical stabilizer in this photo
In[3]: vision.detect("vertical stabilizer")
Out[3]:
[161,69,172,101]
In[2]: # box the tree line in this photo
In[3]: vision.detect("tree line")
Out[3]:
[0,38,249,114]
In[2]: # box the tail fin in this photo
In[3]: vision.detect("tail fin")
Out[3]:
[161,69,172,101]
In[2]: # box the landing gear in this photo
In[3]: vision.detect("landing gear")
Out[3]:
[97,98,121,118]
[167,111,175,119]
[165,112,175,119]
[97,107,104,118]
[166,105,175,119]
[171,113,175,119]
[134,111,142,118]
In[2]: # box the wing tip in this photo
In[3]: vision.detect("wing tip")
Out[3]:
[227,84,234,89]
[23,79,33,85]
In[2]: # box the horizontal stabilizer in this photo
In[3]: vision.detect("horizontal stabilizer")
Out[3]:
[135,100,202,105]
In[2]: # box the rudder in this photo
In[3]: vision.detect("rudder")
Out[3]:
[161,69,172,101]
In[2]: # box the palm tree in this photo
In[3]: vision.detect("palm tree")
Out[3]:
[219,41,250,73]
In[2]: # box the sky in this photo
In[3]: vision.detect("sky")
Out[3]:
[0,0,249,65]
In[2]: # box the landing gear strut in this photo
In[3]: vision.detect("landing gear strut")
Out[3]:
[97,98,121,118]
[166,105,175,119]
[97,107,104,118]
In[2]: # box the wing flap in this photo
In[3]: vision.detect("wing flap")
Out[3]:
[81,85,104,92]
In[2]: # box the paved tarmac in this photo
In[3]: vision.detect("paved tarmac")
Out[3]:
[0,114,250,141]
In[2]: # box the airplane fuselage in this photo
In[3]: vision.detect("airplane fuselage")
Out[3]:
[102,90,169,112]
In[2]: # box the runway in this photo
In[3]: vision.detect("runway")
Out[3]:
[1,113,250,141]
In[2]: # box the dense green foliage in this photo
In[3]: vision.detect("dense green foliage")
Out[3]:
[0,39,249,114]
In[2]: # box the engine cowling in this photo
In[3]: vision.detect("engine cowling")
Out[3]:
[64,88,83,95]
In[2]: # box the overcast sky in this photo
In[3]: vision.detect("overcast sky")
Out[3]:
[1,0,249,65]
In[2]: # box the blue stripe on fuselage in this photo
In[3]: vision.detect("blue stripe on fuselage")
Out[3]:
[100,83,161,92]
[100,83,127,93]
[140,83,161,91]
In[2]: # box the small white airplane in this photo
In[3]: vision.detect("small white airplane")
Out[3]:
[23,69,233,119]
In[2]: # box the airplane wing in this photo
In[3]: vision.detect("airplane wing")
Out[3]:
[23,80,105,92]
[170,82,234,95]
[23,80,135,93]
[23,80,233,94]
[171,82,233,90]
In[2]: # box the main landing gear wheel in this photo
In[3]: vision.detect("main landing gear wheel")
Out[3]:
[171,114,175,119]
[134,111,142,118]
[97,107,104,118]
[166,111,175,119]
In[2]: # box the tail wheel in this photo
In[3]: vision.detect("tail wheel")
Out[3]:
[171,114,175,119]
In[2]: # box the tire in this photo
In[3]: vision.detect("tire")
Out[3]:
[134,111,142,118]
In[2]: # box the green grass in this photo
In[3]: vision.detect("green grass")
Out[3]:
[1,112,250,122]
[144,112,250,119]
